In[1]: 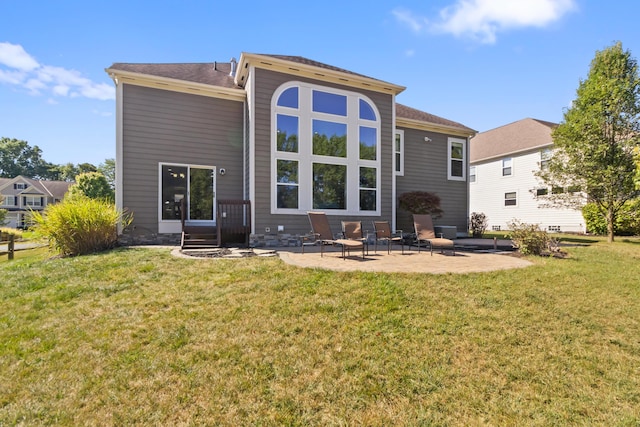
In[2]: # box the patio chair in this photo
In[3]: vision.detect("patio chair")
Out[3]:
[341,221,368,258]
[412,214,455,256]
[372,221,404,254]
[306,212,365,259]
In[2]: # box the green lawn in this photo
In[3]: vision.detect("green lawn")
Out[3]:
[1,240,639,425]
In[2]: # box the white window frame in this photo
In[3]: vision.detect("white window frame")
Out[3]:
[24,196,42,207]
[540,148,552,170]
[271,81,381,216]
[394,130,404,176]
[469,165,476,183]
[504,191,517,207]
[158,162,217,234]
[447,137,466,181]
[2,195,15,206]
[15,183,27,190]
[502,157,513,176]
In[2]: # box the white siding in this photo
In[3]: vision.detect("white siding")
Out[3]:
[469,149,586,233]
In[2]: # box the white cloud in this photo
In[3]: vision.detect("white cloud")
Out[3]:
[0,42,39,71]
[0,42,115,100]
[394,0,577,44]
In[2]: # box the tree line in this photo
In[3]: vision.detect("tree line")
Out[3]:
[0,137,114,187]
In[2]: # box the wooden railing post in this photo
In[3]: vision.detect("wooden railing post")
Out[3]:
[8,234,14,260]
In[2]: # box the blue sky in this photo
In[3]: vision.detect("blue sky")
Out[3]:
[1,0,639,167]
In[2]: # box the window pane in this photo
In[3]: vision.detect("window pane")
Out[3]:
[451,159,463,177]
[359,126,377,160]
[162,165,187,220]
[359,167,376,189]
[277,87,298,108]
[276,114,298,152]
[359,99,376,120]
[395,134,401,152]
[189,168,214,221]
[360,190,376,211]
[312,90,347,116]
[313,163,346,209]
[277,159,298,183]
[277,185,298,209]
[451,142,463,160]
[313,120,347,157]
[395,153,401,172]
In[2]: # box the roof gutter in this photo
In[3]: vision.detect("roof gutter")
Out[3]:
[105,68,247,102]
[396,117,477,138]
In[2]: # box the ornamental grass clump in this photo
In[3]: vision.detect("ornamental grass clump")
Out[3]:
[507,219,551,256]
[32,196,131,257]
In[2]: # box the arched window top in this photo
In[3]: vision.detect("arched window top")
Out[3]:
[277,87,299,109]
[359,99,376,121]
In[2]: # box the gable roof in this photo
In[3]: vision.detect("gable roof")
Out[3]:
[0,176,72,199]
[470,118,557,163]
[107,54,474,137]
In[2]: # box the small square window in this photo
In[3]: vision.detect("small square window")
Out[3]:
[504,192,517,206]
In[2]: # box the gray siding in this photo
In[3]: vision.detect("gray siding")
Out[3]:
[121,84,244,232]
[396,127,468,234]
[250,68,395,236]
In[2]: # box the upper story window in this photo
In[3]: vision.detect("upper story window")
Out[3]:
[448,137,466,181]
[2,195,16,206]
[540,148,552,170]
[469,166,476,183]
[502,158,512,176]
[24,196,42,207]
[14,183,28,190]
[272,82,381,215]
[394,130,404,176]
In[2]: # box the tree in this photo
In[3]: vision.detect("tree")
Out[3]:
[67,172,114,202]
[538,42,640,242]
[0,137,51,179]
[98,158,115,190]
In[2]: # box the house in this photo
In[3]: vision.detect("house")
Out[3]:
[105,54,476,246]
[469,118,586,233]
[0,176,72,229]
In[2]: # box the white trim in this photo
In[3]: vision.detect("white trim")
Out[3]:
[157,162,217,234]
[502,157,513,177]
[447,137,467,181]
[504,191,518,207]
[246,67,256,234]
[392,100,398,232]
[394,129,404,177]
[115,81,124,234]
[270,81,381,216]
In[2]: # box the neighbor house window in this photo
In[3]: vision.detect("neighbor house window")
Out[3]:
[469,166,476,183]
[272,82,380,214]
[448,137,466,181]
[2,196,15,206]
[14,183,27,190]
[536,188,548,196]
[540,148,552,170]
[24,196,42,207]
[504,192,517,206]
[394,130,404,176]
[502,158,512,176]
[160,164,215,222]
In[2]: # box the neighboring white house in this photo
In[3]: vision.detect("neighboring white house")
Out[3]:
[469,118,586,233]
[0,176,72,229]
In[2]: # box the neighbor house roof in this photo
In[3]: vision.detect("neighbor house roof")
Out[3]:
[470,118,557,163]
[0,176,72,199]
[107,55,475,136]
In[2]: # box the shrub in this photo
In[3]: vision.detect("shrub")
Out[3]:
[469,212,488,238]
[0,227,22,241]
[398,191,444,218]
[507,219,551,256]
[67,172,115,202]
[582,200,640,236]
[31,196,132,257]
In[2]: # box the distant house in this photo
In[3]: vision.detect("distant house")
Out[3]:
[0,176,72,229]
[469,118,586,233]
[106,53,476,245]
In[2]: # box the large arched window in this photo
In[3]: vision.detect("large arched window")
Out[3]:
[271,82,381,215]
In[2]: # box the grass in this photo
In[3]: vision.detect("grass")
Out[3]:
[1,241,639,425]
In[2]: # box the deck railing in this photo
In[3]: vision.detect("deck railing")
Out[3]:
[217,199,251,247]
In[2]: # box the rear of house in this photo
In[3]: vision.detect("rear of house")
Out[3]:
[106,53,475,246]
[469,118,586,233]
